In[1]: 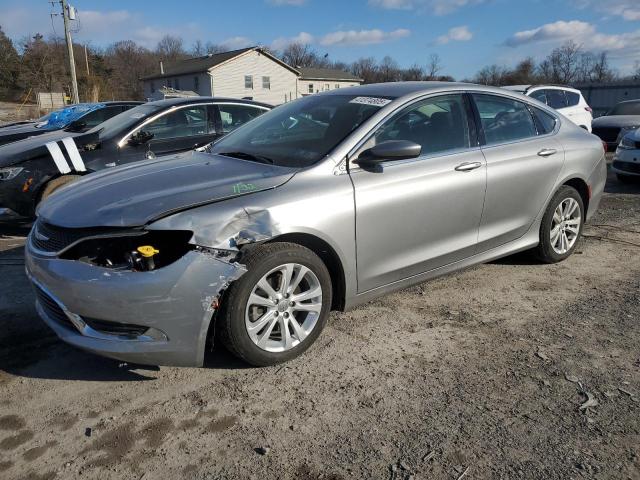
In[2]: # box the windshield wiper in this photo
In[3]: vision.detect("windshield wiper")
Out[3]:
[219,151,274,164]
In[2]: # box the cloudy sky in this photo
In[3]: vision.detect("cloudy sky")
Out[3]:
[1,0,639,78]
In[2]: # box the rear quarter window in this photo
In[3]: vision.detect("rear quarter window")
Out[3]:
[531,107,558,135]
[566,91,580,107]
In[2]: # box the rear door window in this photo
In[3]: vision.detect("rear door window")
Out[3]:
[142,105,211,140]
[546,90,568,109]
[472,94,537,145]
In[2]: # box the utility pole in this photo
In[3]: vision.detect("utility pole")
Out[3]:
[61,0,79,104]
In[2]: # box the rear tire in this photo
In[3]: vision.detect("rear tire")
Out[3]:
[534,185,584,264]
[217,242,332,366]
[39,175,82,203]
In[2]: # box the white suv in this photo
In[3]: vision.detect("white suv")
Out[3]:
[503,85,593,132]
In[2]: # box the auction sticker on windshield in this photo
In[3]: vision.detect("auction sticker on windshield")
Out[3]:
[349,97,392,107]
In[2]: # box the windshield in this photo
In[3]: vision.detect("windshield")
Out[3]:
[37,103,104,130]
[608,102,640,116]
[210,94,393,167]
[87,103,162,140]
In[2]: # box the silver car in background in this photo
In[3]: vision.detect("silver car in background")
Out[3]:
[26,82,607,367]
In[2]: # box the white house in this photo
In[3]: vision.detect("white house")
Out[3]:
[297,67,363,96]
[141,47,363,105]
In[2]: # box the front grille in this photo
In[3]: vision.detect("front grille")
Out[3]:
[592,126,620,143]
[613,160,640,174]
[30,220,123,254]
[34,285,75,330]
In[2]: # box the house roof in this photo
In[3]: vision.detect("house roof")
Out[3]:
[141,47,299,81]
[298,67,363,82]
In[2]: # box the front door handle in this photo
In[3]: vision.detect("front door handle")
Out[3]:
[455,161,482,172]
[538,148,557,157]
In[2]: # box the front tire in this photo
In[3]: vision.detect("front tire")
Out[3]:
[535,185,584,263]
[217,242,332,366]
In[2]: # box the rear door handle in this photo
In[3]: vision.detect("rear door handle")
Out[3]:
[538,148,557,157]
[455,161,482,172]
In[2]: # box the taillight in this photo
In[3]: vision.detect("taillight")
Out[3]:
[602,141,607,153]
[585,106,593,113]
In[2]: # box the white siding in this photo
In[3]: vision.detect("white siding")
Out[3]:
[211,50,298,105]
[297,79,361,96]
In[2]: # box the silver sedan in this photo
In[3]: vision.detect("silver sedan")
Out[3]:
[26,82,607,367]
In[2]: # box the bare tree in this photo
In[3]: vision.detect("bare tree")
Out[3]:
[402,64,424,81]
[425,53,442,80]
[351,57,378,84]
[281,42,318,68]
[379,56,400,82]
[156,35,187,64]
[473,64,507,85]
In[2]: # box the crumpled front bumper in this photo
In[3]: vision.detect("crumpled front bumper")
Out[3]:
[25,246,246,367]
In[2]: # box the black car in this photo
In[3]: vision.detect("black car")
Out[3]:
[0,102,142,147]
[0,97,271,222]
[592,100,640,150]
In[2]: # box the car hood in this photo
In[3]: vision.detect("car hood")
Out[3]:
[37,152,297,228]
[0,121,37,130]
[592,115,640,128]
[0,129,88,168]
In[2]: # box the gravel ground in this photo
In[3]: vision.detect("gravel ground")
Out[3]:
[0,166,638,480]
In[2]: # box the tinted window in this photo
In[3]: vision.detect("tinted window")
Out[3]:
[142,106,211,140]
[88,103,163,140]
[546,90,568,109]
[566,91,580,107]
[210,94,390,168]
[609,102,640,116]
[362,94,470,157]
[531,106,557,135]
[217,104,267,134]
[78,106,123,129]
[530,90,548,104]
[473,94,537,145]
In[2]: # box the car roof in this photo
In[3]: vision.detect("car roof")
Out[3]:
[503,84,581,94]
[319,81,544,102]
[102,101,145,106]
[145,96,273,109]
[615,99,640,105]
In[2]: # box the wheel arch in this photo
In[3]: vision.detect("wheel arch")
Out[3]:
[562,177,590,214]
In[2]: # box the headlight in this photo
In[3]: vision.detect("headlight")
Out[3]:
[618,134,638,150]
[0,167,24,181]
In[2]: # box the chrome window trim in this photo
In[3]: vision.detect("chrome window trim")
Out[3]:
[117,102,270,148]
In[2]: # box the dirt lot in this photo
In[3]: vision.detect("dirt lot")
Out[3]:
[0,166,639,480]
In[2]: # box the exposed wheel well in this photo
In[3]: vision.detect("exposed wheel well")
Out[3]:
[563,178,590,214]
[266,233,346,311]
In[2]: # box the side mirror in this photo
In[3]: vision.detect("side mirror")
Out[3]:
[128,130,154,146]
[354,140,422,167]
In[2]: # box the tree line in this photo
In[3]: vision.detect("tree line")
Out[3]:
[1,25,639,104]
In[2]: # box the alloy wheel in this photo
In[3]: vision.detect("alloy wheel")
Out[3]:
[550,197,581,255]
[245,263,323,353]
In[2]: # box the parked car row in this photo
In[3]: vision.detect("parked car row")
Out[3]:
[20,82,607,368]
[0,97,271,221]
